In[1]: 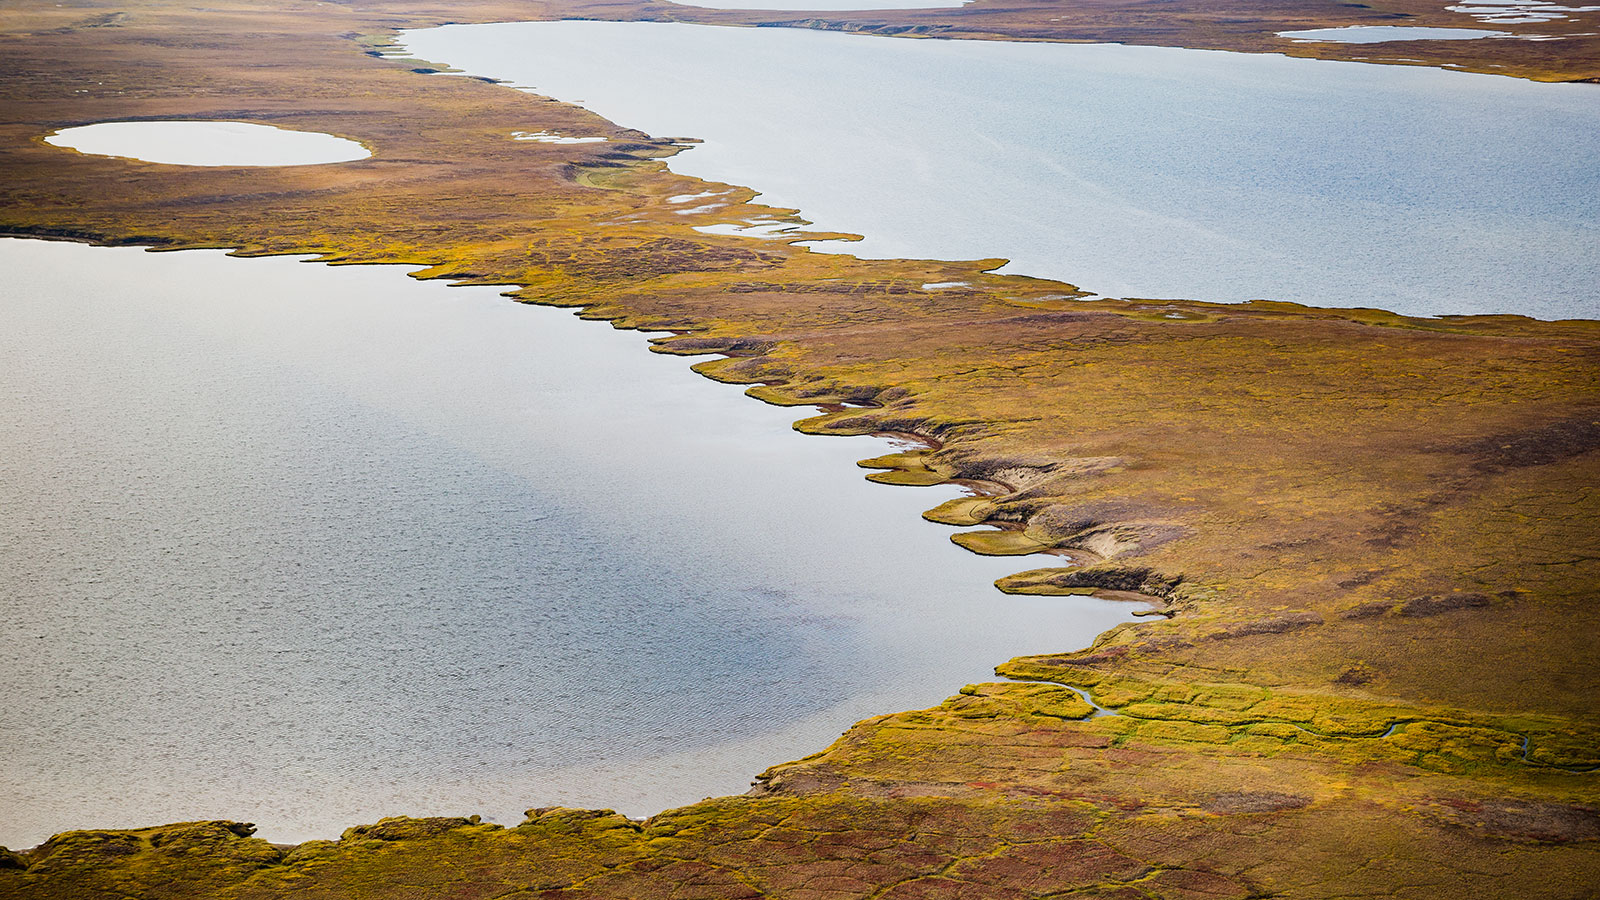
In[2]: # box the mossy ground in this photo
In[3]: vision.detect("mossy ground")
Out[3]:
[0,0,1596,895]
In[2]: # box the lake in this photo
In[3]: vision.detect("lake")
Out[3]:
[0,238,1141,847]
[44,121,370,167]
[401,21,1600,320]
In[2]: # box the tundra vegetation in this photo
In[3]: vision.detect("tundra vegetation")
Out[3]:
[1,0,1596,894]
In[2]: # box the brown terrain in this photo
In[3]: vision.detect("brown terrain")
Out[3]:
[0,0,1597,895]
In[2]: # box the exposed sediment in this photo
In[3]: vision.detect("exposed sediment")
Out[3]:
[1,0,1597,895]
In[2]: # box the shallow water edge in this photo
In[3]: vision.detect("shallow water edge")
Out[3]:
[0,237,1149,847]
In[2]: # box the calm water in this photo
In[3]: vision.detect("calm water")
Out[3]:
[45,121,370,166]
[669,0,967,8]
[0,238,1141,847]
[1277,26,1513,41]
[402,22,1600,319]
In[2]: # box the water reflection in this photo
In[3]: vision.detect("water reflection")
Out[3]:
[0,239,1141,845]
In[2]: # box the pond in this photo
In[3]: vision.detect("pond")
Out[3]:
[44,121,370,166]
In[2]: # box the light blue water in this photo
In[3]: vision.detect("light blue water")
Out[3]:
[402,22,1600,319]
[1277,26,1512,41]
[0,239,1141,846]
[667,0,967,9]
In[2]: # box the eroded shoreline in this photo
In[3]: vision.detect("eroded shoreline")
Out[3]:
[0,234,1163,849]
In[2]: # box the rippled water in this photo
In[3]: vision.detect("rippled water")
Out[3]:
[402,22,1600,319]
[0,238,1141,847]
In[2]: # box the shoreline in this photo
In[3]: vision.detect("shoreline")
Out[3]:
[369,0,1600,84]
[395,19,1600,320]
[0,236,1155,854]
[629,1,1600,83]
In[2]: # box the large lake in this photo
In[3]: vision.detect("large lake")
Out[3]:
[402,22,1600,320]
[0,238,1140,847]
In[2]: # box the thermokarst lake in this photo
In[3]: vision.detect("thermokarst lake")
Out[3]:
[5,12,1600,865]
[0,238,1143,847]
[402,21,1600,320]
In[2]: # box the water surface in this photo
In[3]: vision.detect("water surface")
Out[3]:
[402,22,1600,319]
[0,238,1140,847]
[45,121,370,166]
[1277,25,1513,41]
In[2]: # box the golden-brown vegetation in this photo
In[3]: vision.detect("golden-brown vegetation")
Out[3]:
[1,0,1596,894]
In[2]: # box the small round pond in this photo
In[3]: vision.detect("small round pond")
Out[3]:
[44,120,370,166]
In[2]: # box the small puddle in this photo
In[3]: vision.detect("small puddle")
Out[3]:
[694,219,805,238]
[1448,0,1600,24]
[511,130,607,144]
[44,120,370,166]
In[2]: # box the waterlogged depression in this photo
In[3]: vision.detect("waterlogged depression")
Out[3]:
[0,239,1144,847]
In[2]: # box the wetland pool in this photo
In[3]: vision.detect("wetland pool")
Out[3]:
[1276,25,1515,41]
[402,21,1600,320]
[44,121,371,167]
[0,238,1142,847]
